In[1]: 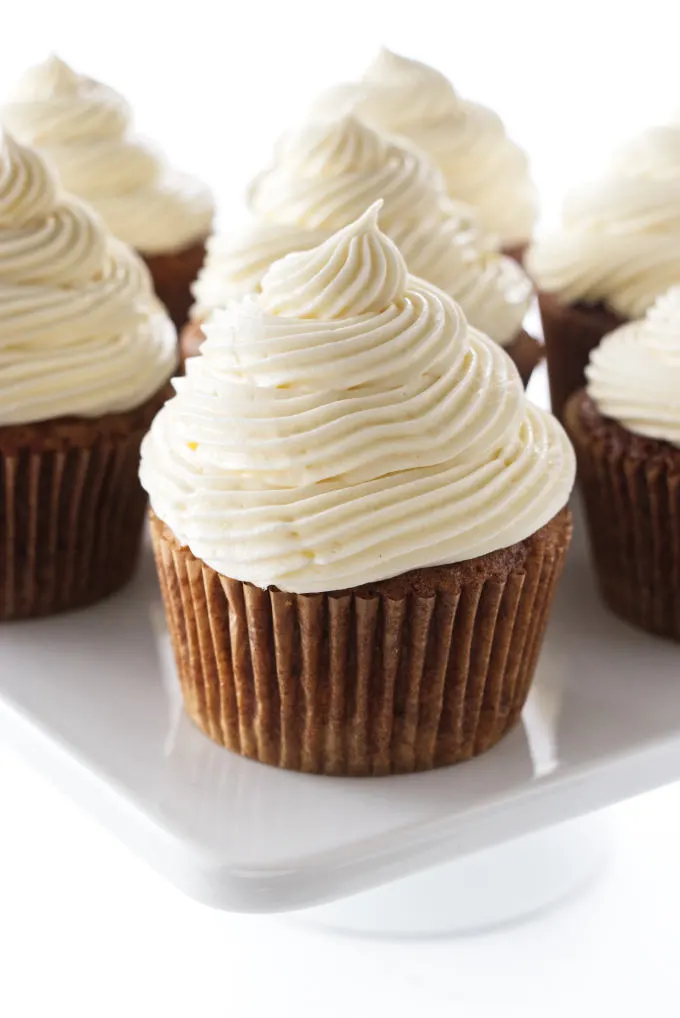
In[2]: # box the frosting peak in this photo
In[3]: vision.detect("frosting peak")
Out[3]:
[361,47,460,123]
[14,54,82,100]
[0,129,177,426]
[141,210,574,594]
[249,113,446,234]
[308,50,538,246]
[245,116,533,345]
[587,287,680,446]
[2,55,213,254]
[259,201,407,319]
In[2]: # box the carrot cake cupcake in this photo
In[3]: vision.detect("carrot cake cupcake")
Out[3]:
[2,55,214,331]
[142,204,575,775]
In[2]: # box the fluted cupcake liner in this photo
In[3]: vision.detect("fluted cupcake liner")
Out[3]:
[142,240,207,334]
[566,392,680,641]
[0,389,169,621]
[538,291,625,421]
[150,510,572,776]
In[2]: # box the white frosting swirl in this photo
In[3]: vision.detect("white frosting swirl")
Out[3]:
[249,113,447,233]
[242,116,532,345]
[1,55,213,255]
[141,206,574,593]
[586,287,680,447]
[191,220,328,320]
[528,124,680,319]
[309,48,538,246]
[0,129,177,427]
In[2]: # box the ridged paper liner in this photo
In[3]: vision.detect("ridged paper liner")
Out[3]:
[142,239,207,333]
[566,392,680,641]
[0,389,169,621]
[538,291,625,421]
[150,510,572,775]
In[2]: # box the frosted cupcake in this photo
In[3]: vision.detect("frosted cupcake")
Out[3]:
[0,130,177,620]
[565,288,680,641]
[310,48,538,257]
[528,123,680,420]
[142,204,575,776]
[1,56,214,331]
[186,115,540,383]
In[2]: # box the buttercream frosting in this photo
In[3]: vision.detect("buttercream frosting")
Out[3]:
[310,48,538,246]
[0,129,177,427]
[586,286,680,447]
[1,55,213,255]
[528,124,680,319]
[191,220,328,321]
[140,204,574,593]
[244,115,532,345]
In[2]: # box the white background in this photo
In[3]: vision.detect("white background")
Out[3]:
[2,2,680,1014]
[1,0,678,225]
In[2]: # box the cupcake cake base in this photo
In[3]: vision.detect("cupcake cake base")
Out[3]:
[150,509,572,776]
[0,387,170,621]
[179,319,205,365]
[538,292,624,421]
[142,241,207,334]
[505,328,543,389]
[565,391,680,641]
[502,243,528,267]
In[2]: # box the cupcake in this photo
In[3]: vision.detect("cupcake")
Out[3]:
[141,204,575,776]
[565,288,680,641]
[527,123,680,420]
[1,55,214,332]
[185,115,541,383]
[309,48,538,258]
[0,130,177,620]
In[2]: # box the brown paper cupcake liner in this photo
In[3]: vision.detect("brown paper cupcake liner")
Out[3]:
[0,387,170,621]
[505,328,543,389]
[565,392,680,641]
[538,291,625,422]
[150,509,572,775]
[142,240,207,334]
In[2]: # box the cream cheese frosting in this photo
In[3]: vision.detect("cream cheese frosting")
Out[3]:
[309,48,538,247]
[1,55,213,256]
[527,124,680,319]
[0,129,177,427]
[191,220,328,321]
[586,287,680,447]
[140,204,574,593]
[242,115,532,345]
